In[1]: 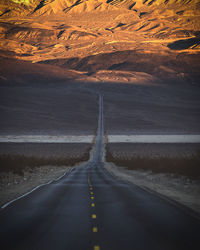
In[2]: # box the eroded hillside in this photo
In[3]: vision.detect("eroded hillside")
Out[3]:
[0,0,200,83]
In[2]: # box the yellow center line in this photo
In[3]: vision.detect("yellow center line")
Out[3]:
[88,174,99,247]
[93,227,98,233]
[92,214,97,219]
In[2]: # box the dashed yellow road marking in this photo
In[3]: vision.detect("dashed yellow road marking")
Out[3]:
[92,214,97,219]
[93,227,98,233]
[88,174,99,247]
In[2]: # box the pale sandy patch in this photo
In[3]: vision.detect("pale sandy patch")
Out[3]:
[108,135,200,143]
[0,135,94,143]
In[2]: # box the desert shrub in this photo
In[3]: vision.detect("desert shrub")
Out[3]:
[0,147,91,176]
[106,145,200,180]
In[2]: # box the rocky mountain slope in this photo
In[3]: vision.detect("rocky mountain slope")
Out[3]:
[0,0,200,83]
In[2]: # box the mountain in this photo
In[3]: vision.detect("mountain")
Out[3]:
[0,0,200,83]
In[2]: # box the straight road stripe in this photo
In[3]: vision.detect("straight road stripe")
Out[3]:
[93,227,98,233]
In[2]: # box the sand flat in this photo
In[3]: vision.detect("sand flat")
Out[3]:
[0,135,94,143]
[108,135,200,143]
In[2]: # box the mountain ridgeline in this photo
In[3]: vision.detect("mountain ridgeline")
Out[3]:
[1,0,199,17]
[0,0,200,84]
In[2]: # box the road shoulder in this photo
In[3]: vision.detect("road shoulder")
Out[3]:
[104,162,200,215]
[0,165,73,208]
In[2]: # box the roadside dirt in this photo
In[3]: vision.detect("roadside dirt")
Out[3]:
[0,165,72,207]
[104,162,200,214]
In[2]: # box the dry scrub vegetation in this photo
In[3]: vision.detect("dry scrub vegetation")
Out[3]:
[0,150,90,176]
[106,145,200,180]
[0,145,91,205]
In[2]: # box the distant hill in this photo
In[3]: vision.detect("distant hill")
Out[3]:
[1,0,199,16]
[0,0,200,83]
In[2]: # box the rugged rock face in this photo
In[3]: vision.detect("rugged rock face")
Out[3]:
[2,1,200,16]
[0,0,200,83]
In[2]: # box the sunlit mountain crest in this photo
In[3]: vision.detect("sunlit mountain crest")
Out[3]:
[11,0,32,4]
[0,0,199,84]
[2,0,200,15]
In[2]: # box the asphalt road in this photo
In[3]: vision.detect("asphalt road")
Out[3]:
[0,95,200,250]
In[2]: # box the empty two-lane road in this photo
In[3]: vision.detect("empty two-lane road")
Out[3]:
[0,95,200,250]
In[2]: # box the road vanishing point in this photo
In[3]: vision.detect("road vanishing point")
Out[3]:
[0,94,200,250]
